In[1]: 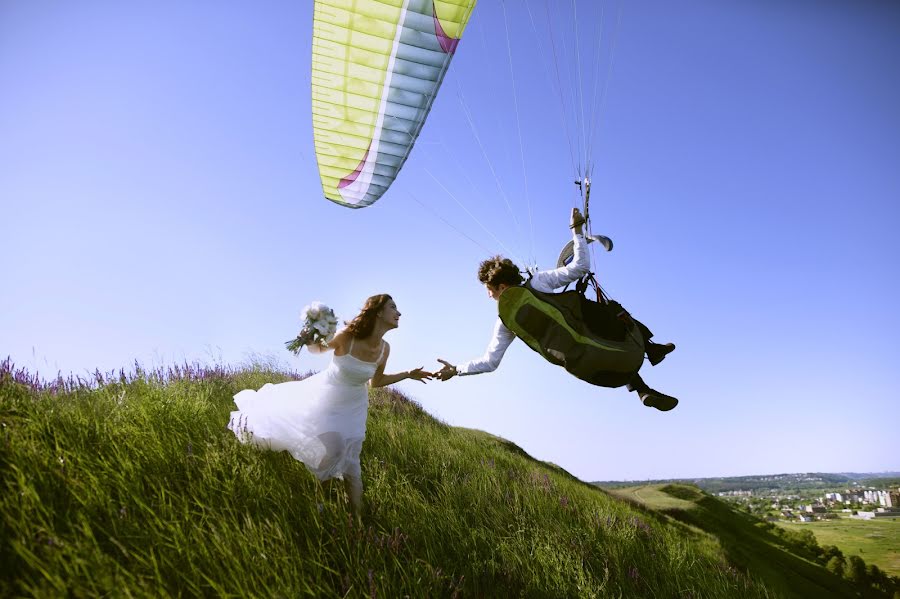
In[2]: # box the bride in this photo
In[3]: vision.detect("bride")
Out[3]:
[228,294,431,518]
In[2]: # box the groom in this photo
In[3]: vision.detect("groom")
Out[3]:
[434,207,679,411]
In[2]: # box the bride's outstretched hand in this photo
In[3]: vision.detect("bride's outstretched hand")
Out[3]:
[407,367,433,384]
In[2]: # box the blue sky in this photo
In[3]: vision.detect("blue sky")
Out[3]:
[2,0,898,481]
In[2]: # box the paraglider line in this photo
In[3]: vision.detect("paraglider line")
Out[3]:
[407,192,494,255]
[573,0,588,170]
[524,0,578,180]
[539,0,580,181]
[586,3,607,172]
[455,80,528,255]
[501,0,536,265]
[587,4,623,171]
[423,166,524,265]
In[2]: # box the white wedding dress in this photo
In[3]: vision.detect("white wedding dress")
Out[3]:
[228,339,384,481]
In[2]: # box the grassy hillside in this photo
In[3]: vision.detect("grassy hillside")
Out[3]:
[610,484,897,598]
[0,360,825,597]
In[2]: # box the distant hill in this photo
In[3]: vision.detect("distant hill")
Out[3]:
[1,359,896,597]
[595,472,900,494]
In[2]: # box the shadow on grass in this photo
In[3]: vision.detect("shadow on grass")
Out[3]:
[658,485,872,599]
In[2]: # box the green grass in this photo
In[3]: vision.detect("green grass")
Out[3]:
[0,360,877,597]
[610,484,699,511]
[780,519,900,577]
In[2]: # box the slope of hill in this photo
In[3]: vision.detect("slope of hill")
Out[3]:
[0,359,882,597]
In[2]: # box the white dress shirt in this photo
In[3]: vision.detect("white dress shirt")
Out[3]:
[457,232,590,375]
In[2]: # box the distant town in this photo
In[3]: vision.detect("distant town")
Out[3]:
[718,486,900,522]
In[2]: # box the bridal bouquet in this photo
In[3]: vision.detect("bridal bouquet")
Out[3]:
[285,301,339,355]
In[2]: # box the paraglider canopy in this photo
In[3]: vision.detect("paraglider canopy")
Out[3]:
[311,0,477,208]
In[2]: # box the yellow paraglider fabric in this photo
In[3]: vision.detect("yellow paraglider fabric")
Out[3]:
[312,0,476,208]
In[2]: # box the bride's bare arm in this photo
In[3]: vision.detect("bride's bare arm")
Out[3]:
[369,343,432,387]
[308,329,348,355]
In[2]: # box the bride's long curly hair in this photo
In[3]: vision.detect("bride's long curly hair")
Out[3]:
[344,294,392,339]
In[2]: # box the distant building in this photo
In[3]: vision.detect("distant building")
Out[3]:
[807,505,827,514]
[860,489,892,505]
[798,515,814,522]
[854,510,898,519]
[717,489,752,497]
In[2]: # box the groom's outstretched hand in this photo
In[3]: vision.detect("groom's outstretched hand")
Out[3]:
[435,359,457,381]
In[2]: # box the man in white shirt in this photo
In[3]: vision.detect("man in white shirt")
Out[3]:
[434,207,679,411]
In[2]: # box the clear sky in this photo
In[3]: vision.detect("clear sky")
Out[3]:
[2,1,898,481]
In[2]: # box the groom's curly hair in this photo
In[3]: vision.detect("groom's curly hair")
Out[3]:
[478,256,524,288]
[345,294,392,339]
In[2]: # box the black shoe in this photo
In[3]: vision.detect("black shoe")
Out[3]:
[640,390,679,412]
[647,342,676,366]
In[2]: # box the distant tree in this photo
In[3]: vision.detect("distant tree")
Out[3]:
[890,574,900,596]
[820,545,844,564]
[793,528,819,557]
[796,528,817,545]
[845,555,867,584]
[866,564,886,591]
[826,555,846,577]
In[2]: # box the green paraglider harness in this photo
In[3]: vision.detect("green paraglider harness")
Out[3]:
[497,274,645,388]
